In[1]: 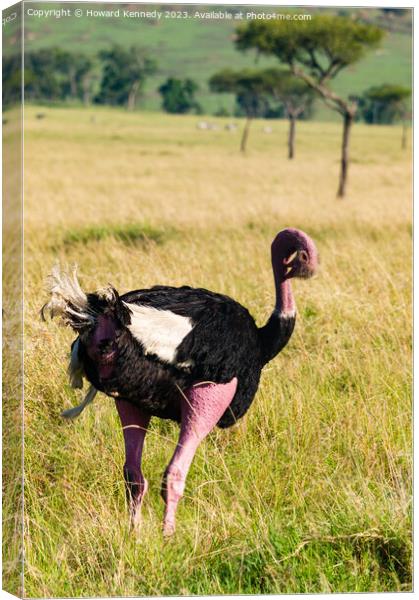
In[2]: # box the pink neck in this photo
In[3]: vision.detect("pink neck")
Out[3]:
[275,279,295,315]
[272,254,296,316]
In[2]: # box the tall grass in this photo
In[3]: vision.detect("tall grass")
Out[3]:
[15,106,412,596]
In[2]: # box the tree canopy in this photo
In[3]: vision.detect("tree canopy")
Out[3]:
[3,53,22,107]
[159,78,201,114]
[357,84,411,124]
[235,15,384,114]
[209,68,274,118]
[364,83,411,104]
[263,69,314,117]
[24,48,85,102]
[95,45,157,108]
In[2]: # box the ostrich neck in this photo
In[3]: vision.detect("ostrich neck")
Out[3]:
[258,258,296,365]
[273,262,295,316]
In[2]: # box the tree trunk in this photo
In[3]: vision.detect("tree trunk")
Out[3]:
[337,111,354,198]
[69,67,77,99]
[288,115,296,159]
[83,89,90,106]
[401,120,408,149]
[127,80,140,111]
[82,75,91,106]
[240,117,252,153]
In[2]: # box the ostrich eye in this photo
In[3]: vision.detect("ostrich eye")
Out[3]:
[300,250,309,263]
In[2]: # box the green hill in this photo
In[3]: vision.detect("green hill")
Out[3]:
[5,3,412,119]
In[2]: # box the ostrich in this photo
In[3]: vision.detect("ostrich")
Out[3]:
[42,228,318,536]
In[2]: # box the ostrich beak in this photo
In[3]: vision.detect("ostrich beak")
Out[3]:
[284,251,298,265]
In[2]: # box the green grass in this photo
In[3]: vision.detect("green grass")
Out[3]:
[5,3,412,119]
[59,222,176,248]
[2,105,412,596]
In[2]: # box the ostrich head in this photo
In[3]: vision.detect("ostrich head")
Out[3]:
[271,228,318,282]
[82,287,132,380]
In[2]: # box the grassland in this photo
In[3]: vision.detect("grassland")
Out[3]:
[5,4,412,118]
[13,105,412,596]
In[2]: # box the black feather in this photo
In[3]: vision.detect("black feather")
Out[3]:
[75,285,296,427]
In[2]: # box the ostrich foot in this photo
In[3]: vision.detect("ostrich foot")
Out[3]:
[124,466,148,532]
[161,465,185,536]
[163,521,176,537]
[129,478,148,532]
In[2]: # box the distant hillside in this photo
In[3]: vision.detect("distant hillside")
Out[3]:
[5,3,412,119]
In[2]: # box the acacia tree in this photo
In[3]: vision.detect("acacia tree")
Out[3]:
[209,69,272,152]
[24,48,65,101]
[96,45,157,110]
[55,51,93,101]
[359,84,411,148]
[3,53,23,107]
[159,78,201,114]
[4,48,93,105]
[264,69,314,159]
[236,16,384,197]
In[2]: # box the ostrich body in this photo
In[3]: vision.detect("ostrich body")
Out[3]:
[43,228,318,535]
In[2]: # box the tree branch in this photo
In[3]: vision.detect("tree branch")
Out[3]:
[290,64,355,116]
[307,48,327,79]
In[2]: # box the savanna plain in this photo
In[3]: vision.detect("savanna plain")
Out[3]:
[6,106,412,596]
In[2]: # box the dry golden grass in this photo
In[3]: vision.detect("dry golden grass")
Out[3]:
[8,105,412,595]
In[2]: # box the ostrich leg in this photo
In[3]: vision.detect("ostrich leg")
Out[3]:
[115,399,151,530]
[162,377,238,536]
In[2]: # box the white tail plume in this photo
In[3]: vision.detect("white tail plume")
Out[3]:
[61,386,97,419]
[42,265,95,329]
